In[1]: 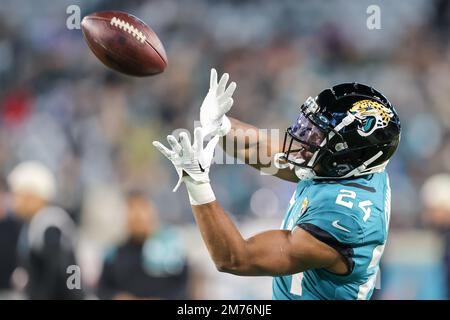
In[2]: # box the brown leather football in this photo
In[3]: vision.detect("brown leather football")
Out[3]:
[81,11,167,76]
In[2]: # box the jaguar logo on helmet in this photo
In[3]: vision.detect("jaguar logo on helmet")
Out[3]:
[349,99,394,137]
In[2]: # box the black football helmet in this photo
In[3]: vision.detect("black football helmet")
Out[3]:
[278,83,401,180]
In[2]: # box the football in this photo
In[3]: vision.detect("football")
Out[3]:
[81,11,168,76]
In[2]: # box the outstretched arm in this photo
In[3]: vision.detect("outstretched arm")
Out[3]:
[153,125,347,277]
[188,195,347,276]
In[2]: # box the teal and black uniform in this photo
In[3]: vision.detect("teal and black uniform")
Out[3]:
[273,171,391,300]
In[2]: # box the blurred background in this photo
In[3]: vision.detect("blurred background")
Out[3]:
[0,0,450,299]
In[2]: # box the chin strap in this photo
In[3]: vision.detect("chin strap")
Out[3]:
[340,151,384,179]
[274,151,386,181]
[354,159,389,176]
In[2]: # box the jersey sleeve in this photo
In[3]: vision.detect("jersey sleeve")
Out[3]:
[296,208,365,245]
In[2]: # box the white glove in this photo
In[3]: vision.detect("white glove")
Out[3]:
[200,68,236,137]
[153,127,219,194]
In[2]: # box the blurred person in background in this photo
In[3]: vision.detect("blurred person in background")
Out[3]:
[421,174,450,299]
[7,161,83,300]
[0,177,22,299]
[97,190,190,300]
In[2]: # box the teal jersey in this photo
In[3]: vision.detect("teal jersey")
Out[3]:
[272,172,391,300]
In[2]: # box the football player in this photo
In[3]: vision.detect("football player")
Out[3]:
[153,69,401,300]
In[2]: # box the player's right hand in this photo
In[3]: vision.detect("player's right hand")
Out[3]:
[200,68,237,137]
[153,127,219,192]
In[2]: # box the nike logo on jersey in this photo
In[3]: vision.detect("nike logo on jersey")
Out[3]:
[332,220,350,233]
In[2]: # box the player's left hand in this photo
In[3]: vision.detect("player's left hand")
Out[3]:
[153,127,219,192]
[200,68,236,137]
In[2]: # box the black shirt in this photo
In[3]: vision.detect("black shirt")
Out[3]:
[97,237,190,300]
[0,214,21,290]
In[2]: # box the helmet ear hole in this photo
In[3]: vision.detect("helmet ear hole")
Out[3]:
[318,146,368,177]
[317,157,351,177]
